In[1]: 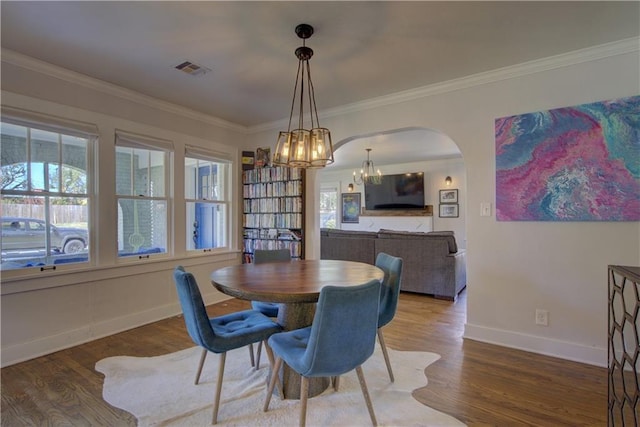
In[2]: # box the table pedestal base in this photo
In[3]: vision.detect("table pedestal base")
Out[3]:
[277,302,315,331]
[277,369,330,400]
[275,302,329,399]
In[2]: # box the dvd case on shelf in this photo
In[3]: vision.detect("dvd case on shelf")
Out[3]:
[242,166,304,263]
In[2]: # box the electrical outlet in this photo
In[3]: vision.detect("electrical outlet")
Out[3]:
[535,309,549,326]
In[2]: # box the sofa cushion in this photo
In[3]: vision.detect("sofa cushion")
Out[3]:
[320,231,376,264]
[427,231,458,253]
[326,229,378,239]
[427,231,454,236]
[377,229,458,253]
[378,229,426,237]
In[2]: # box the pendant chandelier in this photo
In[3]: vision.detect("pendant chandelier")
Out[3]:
[353,148,382,185]
[273,24,334,169]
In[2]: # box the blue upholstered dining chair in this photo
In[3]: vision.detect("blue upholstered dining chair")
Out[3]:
[251,248,291,367]
[173,266,282,424]
[374,252,403,382]
[263,279,382,427]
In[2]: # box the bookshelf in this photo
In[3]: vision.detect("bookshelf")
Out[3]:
[242,166,304,263]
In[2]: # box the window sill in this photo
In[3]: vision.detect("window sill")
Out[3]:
[0,250,240,295]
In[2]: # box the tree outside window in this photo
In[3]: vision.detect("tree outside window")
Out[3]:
[1,122,91,270]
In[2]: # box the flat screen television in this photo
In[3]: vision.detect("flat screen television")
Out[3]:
[364,172,425,210]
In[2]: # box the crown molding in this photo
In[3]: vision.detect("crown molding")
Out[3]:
[1,48,247,134]
[250,37,640,133]
[3,37,638,136]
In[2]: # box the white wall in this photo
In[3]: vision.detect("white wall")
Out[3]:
[318,158,466,245]
[2,42,638,368]
[0,58,249,366]
[248,42,640,366]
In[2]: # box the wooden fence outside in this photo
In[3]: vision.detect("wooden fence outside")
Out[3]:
[1,204,88,226]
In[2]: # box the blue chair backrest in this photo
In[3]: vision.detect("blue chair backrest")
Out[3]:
[254,249,291,264]
[173,266,216,348]
[300,280,381,377]
[375,252,403,327]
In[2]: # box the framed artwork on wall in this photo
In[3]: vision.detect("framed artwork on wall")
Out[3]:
[341,193,361,223]
[439,189,458,204]
[439,204,459,218]
[255,147,271,168]
[241,150,255,171]
[495,95,640,221]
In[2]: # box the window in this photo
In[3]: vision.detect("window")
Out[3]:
[1,118,94,271]
[185,146,230,251]
[320,185,338,229]
[115,131,171,259]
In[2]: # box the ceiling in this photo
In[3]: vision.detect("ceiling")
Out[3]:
[2,1,638,169]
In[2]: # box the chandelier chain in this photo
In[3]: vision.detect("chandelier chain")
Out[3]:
[273,23,334,168]
[287,60,302,132]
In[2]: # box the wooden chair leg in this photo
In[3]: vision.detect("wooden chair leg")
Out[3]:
[248,343,256,367]
[356,365,378,426]
[212,352,226,425]
[263,357,283,412]
[299,376,309,427]
[378,328,394,382]
[332,376,340,391]
[255,341,263,370]
[195,348,208,385]
[262,340,284,400]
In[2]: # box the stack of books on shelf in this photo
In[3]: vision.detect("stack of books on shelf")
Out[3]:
[243,228,302,241]
[242,165,305,263]
[242,166,303,184]
[243,213,302,229]
[242,240,302,262]
[243,181,302,198]
[243,197,302,214]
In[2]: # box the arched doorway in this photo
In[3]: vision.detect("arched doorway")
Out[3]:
[317,126,467,247]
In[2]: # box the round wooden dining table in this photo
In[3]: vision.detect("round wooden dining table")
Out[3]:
[211,259,384,399]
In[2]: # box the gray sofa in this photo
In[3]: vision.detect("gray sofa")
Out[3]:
[320,228,466,300]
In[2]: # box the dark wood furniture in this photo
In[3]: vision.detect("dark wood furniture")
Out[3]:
[608,265,639,426]
[210,259,384,399]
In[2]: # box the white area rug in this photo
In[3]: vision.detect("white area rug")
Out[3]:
[96,344,465,426]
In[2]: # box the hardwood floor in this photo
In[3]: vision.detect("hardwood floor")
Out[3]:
[1,290,607,426]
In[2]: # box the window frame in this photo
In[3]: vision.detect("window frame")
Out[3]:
[115,130,173,262]
[0,108,97,275]
[319,182,339,229]
[184,145,232,254]
[0,103,241,294]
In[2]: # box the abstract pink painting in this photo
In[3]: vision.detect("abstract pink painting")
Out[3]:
[495,96,639,221]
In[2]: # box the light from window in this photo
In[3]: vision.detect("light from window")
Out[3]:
[1,122,91,270]
[185,157,229,251]
[115,144,168,258]
[320,187,338,229]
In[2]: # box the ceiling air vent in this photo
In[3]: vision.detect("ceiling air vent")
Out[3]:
[174,61,211,76]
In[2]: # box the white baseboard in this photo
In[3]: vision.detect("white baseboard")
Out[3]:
[1,292,232,368]
[464,323,607,368]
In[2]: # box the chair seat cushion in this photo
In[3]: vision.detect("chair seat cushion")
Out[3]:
[209,310,282,352]
[268,326,312,374]
[251,301,280,318]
